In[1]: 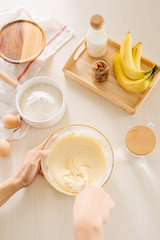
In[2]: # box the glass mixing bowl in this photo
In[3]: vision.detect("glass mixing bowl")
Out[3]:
[41,124,114,196]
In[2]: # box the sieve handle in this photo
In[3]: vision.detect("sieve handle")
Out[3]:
[0,69,19,88]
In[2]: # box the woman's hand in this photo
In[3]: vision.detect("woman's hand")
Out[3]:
[0,135,55,207]
[14,145,50,188]
[14,135,56,188]
[73,184,114,240]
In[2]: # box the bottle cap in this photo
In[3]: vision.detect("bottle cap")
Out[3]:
[125,125,156,155]
[90,14,104,30]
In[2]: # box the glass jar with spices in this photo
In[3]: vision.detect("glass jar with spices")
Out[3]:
[92,59,109,83]
[87,14,108,58]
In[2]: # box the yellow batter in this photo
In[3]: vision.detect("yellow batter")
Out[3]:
[47,133,107,194]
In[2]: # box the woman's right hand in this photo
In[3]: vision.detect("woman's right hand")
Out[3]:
[73,184,114,240]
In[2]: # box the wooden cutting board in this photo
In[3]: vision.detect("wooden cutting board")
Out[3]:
[0,19,46,64]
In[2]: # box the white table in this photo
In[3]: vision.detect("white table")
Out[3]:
[0,1,160,239]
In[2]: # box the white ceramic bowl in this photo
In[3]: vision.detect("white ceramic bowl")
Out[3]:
[41,124,114,196]
[16,76,66,128]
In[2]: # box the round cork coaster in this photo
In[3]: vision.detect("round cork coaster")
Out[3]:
[125,125,156,155]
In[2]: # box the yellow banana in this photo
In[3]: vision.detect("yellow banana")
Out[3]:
[132,42,142,70]
[113,52,150,93]
[120,32,152,80]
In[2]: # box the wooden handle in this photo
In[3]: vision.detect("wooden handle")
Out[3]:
[62,37,86,71]
[0,69,19,88]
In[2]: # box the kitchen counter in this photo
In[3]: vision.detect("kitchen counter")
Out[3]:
[0,1,160,240]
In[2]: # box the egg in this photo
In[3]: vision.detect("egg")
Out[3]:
[2,114,19,129]
[0,140,11,157]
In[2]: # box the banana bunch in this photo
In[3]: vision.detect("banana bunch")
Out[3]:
[113,32,158,93]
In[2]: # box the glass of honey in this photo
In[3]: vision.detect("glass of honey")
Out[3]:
[125,124,157,163]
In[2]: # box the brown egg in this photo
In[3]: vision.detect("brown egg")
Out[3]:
[0,140,11,157]
[2,114,19,129]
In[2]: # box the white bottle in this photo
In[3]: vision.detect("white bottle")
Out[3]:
[87,14,108,58]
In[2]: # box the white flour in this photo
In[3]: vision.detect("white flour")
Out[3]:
[19,84,62,121]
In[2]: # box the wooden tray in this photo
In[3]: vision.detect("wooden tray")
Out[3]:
[63,38,160,114]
